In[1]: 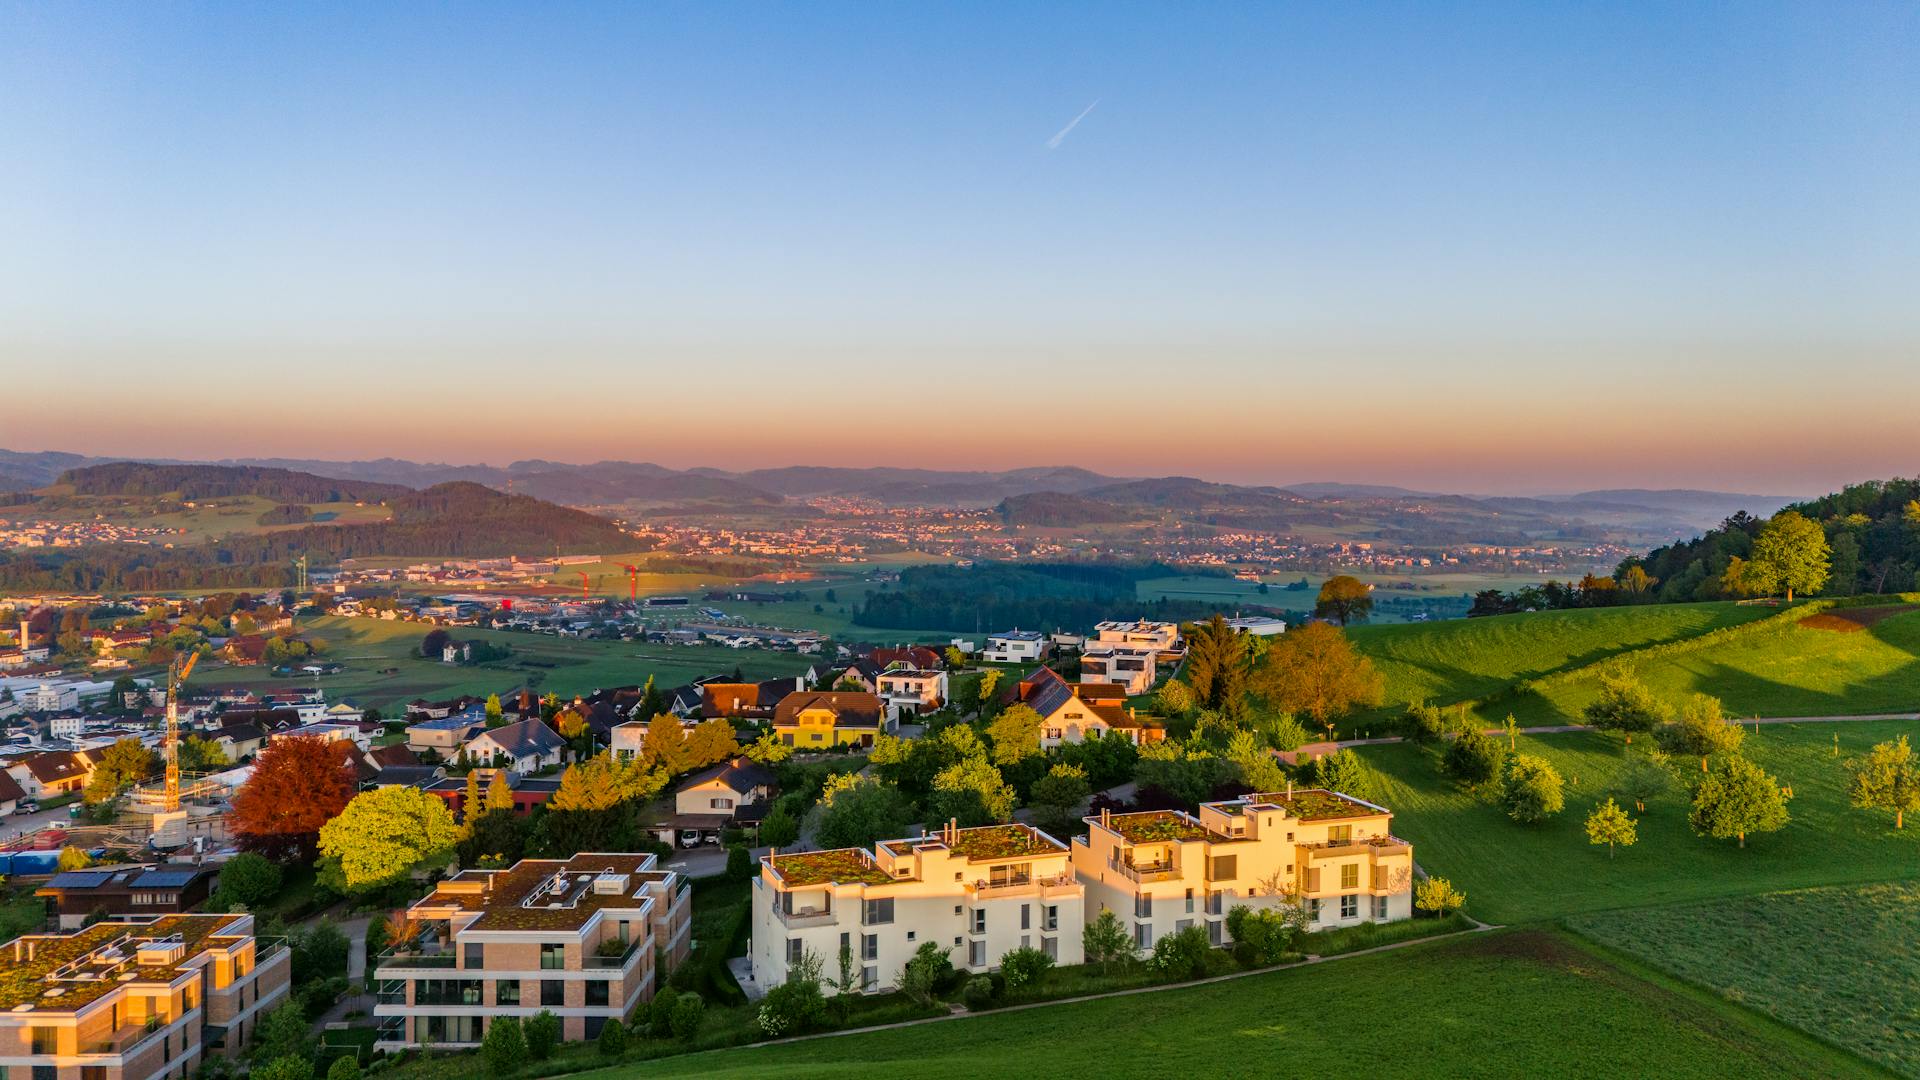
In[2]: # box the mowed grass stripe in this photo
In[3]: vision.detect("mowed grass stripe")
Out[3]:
[573,930,1885,1080]
[1569,882,1920,1078]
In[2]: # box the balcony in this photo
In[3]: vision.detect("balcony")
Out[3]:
[584,938,643,969]
[1112,858,1182,884]
[79,1016,179,1057]
[1303,835,1412,860]
[375,945,458,970]
[775,904,837,929]
[967,872,1076,898]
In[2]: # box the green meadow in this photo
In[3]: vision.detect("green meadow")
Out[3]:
[1356,719,1920,924]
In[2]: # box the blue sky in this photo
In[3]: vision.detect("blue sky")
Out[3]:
[2,3,1915,492]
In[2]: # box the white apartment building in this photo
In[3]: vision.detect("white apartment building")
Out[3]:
[981,630,1048,664]
[1070,788,1414,953]
[1088,620,1182,652]
[874,668,949,719]
[751,822,1084,993]
[1079,620,1182,696]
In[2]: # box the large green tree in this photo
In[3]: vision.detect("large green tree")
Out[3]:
[1659,693,1745,772]
[1689,755,1791,848]
[986,704,1044,766]
[811,774,914,849]
[1846,735,1920,829]
[1745,510,1831,601]
[1180,615,1250,712]
[1499,754,1566,824]
[1582,662,1669,744]
[318,786,462,892]
[1248,622,1383,735]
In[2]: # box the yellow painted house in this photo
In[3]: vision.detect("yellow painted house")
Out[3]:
[771,691,889,748]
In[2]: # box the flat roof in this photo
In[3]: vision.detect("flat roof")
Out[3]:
[411,853,672,933]
[1096,810,1220,845]
[0,914,250,1012]
[765,848,893,887]
[1238,788,1388,821]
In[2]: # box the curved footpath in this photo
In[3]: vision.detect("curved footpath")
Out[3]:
[1278,712,1919,764]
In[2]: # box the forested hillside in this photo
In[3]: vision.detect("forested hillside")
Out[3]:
[58,462,412,502]
[854,561,1252,632]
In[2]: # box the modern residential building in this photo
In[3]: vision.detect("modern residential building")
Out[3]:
[770,691,890,748]
[373,852,692,1050]
[1070,789,1413,953]
[36,863,219,929]
[751,822,1084,994]
[981,630,1049,664]
[1088,620,1182,652]
[0,912,292,1078]
[1076,644,1159,696]
[1223,615,1288,636]
[404,709,487,756]
[874,667,948,719]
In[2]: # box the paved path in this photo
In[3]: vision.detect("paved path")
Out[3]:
[307,914,373,1033]
[1279,712,1920,763]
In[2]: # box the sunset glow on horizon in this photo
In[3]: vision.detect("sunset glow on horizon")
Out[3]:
[4,3,1916,495]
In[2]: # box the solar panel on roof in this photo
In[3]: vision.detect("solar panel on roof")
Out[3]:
[133,870,201,888]
[45,871,114,888]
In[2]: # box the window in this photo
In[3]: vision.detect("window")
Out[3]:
[464,942,484,969]
[585,980,609,1007]
[970,908,986,934]
[1043,905,1059,932]
[1310,898,1323,920]
[30,1028,57,1054]
[861,965,877,989]
[1209,854,1237,880]
[496,980,520,1005]
[1207,889,1225,916]
[541,980,565,1006]
[1184,888,1194,913]
[584,1016,607,1040]
[710,797,734,810]
[1042,936,1057,960]
[1208,920,1223,946]
[1133,894,1152,919]
[1328,824,1353,843]
[862,933,878,961]
[786,938,804,965]
[863,897,894,925]
[1134,923,1152,950]
[839,932,850,956]
[539,943,566,970]
[1175,919,1193,934]
[1374,895,1390,920]
[414,980,483,1005]
[1020,904,1031,930]
[1340,864,1359,890]
[1340,895,1359,919]
[968,939,986,967]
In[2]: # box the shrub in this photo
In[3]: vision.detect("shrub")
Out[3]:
[962,974,998,1010]
[596,1017,627,1057]
[725,844,752,882]
[252,1000,312,1064]
[326,1055,361,1080]
[218,852,283,909]
[1415,876,1466,917]
[1442,728,1506,787]
[997,946,1054,996]
[1405,701,1448,742]
[757,979,825,1037]
[254,1057,316,1080]
[669,994,705,1040]
[1500,754,1566,823]
[648,987,680,1037]
[521,1010,558,1061]
[481,1016,526,1074]
[897,941,956,1005]
[1149,924,1212,980]
[1225,905,1300,965]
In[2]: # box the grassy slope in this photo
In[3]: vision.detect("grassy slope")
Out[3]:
[1536,607,1920,722]
[1348,601,1777,715]
[1568,882,1920,1079]
[588,930,1883,1080]
[194,615,818,711]
[1359,720,1920,924]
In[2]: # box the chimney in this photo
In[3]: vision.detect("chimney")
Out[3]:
[1286,780,1293,799]
[1101,807,1111,828]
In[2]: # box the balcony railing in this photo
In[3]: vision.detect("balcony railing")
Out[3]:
[584,938,643,969]
[375,946,458,969]
[1303,835,1412,860]
[968,872,1075,898]
[775,905,837,928]
[1112,859,1182,884]
[79,1017,175,1056]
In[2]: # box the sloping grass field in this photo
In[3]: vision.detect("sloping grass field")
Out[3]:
[1357,719,1920,924]
[587,930,1883,1080]
[1347,601,1779,717]
[1568,882,1920,1078]
[195,615,818,710]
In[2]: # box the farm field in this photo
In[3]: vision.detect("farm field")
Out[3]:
[11,494,394,542]
[1137,572,1553,623]
[590,930,1882,1080]
[1568,882,1920,1078]
[1345,601,1780,721]
[193,615,818,711]
[1357,720,1920,925]
[1533,605,1920,724]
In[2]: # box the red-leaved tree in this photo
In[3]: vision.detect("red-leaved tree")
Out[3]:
[229,736,358,862]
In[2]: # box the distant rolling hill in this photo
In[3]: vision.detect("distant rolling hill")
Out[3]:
[57,462,412,503]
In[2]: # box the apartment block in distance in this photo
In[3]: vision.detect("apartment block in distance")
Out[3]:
[373,853,692,1049]
[1071,788,1413,952]
[0,912,291,1080]
[1078,620,1181,696]
[752,822,1084,993]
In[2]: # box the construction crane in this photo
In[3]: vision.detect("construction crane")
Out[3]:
[621,565,640,602]
[163,651,198,814]
[576,571,591,600]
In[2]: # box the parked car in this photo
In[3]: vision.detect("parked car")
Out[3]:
[12,799,39,816]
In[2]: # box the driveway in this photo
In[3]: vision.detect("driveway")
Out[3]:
[663,844,772,878]
[0,804,83,846]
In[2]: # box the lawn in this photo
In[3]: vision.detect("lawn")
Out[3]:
[1357,720,1920,924]
[1568,882,1920,1078]
[1535,606,1920,723]
[194,615,820,711]
[1345,601,1778,720]
[581,930,1883,1080]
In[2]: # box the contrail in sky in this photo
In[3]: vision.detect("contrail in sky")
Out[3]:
[1046,100,1099,149]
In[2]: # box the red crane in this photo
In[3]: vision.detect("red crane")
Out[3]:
[621,564,641,601]
[576,570,590,599]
